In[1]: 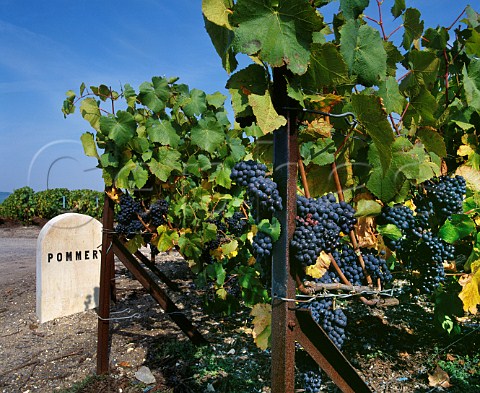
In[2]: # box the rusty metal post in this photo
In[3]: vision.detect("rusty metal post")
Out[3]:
[97,189,115,374]
[271,67,298,393]
[295,310,372,393]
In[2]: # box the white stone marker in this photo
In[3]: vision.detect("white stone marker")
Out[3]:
[36,213,102,323]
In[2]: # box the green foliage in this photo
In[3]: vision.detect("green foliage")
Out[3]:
[0,186,35,223]
[149,338,270,392]
[0,188,103,222]
[437,353,480,392]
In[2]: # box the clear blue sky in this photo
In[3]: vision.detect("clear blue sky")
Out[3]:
[0,0,473,193]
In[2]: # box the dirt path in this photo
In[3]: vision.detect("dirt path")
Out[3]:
[0,225,203,393]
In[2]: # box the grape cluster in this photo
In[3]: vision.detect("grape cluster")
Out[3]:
[231,160,282,220]
[225,212,248,236]
[361,248,393,284]
[306,298,347,349]
[150,199,169,227]
[252,231,272,258]
[299,370,322,393]
[379,175,465,294]
[332,244,365,285]
[230,160,282,264]
[417,175,466,222]
[291,194,357,267]
[230,160,267,186]
[199,217,227,265]
[302,273,347,349]
[115,194,143,236]
[377,205,417,250]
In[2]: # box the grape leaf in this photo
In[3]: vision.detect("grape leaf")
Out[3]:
[221,239,238,259]
[296,43,351,90]
[257,217,281,242]
[400,50,440,92]
[100,111,136,148]
[351,94,394,172]
[465,29,480,56]
[146,118,180,148]
[305,251,330,279]
[423,27,449,50]
[231,0,323,75]
[439,214,476,244]
[204,17,238,74]
[131,164,149,189]
[182,88,207,117]
[190,117,226,153]
[404,87,438,126]
[248,91,287,134]
[456,165,480,193]
[202,0,233,28]
[178,232,203,260]
[458,261,480,314]
[391,0,405,18]
[340,0,369,20]
[402,8,423,50]
[115,159,137,189]
[226,63,268,94]
[384,41,403,77]
[125,235,144,254]
[340,20,387,86]
[207,92,227,109]
[377,224,403,240]
[428,366,451,388]
[463,60,480,111]
[138,79,167,113]
[417,128,447,158]
[300,139,336,167]
[250,303,271,350]
[355,199,382,217]
[209,161,232,188]
[79,97,101,131]
[156,225,179,252]
[378,76,406,114]
[148,148,182,181]
[80,132,99,159]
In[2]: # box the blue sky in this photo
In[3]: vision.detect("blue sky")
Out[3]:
[0,0,473,192]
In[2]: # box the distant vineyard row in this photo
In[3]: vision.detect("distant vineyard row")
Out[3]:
[0,186,103,223]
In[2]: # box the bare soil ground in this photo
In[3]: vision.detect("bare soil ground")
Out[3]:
[0,221,479,393]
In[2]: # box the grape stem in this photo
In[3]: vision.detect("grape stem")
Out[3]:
[330,161,374,287]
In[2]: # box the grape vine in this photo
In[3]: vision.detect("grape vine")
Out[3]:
[64,2,480,388]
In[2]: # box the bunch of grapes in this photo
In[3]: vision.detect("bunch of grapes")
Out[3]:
[225,212,248,236]
[361,248,393,284]
[150,199,169,227]
[252,231,273,258]
[332,244,365,285]
[416,175,466,223]
[115,194,143,236]
[299,370,322,393]
[291,194,357,267]
[300,272,347,349]
[379,175,465,294]
[230,160,282,264]
[230,160,282,220]
[230,160,267,186]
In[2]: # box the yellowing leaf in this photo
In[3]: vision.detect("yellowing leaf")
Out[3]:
[356,216,377,248]
[250,303,272,350]
[428,365,451,388]
[106,188,120,202]
[305,251,331,278]
[456,165,480,192]
[457,144,475,157]
[221,239,238,259]
[458,262,480,314]
[248,91,287,134]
